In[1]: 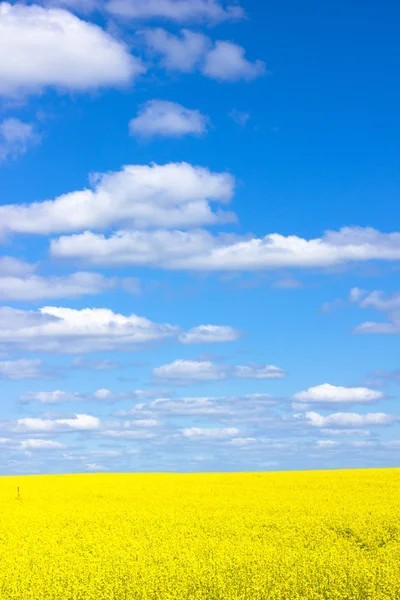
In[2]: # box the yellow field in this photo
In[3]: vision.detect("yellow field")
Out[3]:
[0,469,399,600]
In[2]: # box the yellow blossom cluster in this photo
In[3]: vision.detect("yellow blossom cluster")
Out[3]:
[0,468,399,599]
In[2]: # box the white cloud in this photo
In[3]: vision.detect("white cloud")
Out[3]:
[129,100,209,138]
[172,227,400,270]
[99,430,155,439]
[355,321,400,334]
[351,289,400,312]
[119,392,277,421]
[179,325,241,344]
[0,271,120,301]
[153,359,227,384]
[293,383,384,405]
[93,389,113,400]
[350,289,400,334]
[51,229,221,265]
[144,396,221,416]
[20,390,75,404]
[17,414,100,432]
[107,0,244,23]
[349,287,366,303]
[0,257,141,301]
[153,359,286,384]
[51,227,400,271]
[0,306,179,353]
[1,162,234,236]
[202,41,265,82]
[126,419,162,427]
[227,437,257,446]
[0,359,55,380]
[301,411,399,428]
[0,257,35,276]
[384,441,400,448]
[19,388,151,404]
[86,463,107,471]
[320,429,371,437]
[143,28,211,72]
[233,364,286,379]
[291,402,310,411]
[20,439,65,450]
[316,440,340,448]
[181,427,239,439]
[0,2,142,97]
[350,441,377,448]
[0,118,40,161]
[143,29,264,83]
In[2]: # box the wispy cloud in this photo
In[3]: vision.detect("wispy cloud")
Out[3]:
[0,118,40,161]
[153,359,285,384]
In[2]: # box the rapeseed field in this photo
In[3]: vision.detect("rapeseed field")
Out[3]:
[0,469,399,599]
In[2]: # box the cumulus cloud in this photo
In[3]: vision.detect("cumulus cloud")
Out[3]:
[143,28,211,72]
[153,359,227,384]
[300,411,399,428]
[0,118,40,161]
[202,41,265,82]
[143,29,264,82]
[1,163,235,236]
[51,229,222,265]
[0,2,142,97]
[17,414,100,432]
[20,390,80,404]
[0,256,141,301]
[51,227,400,271]
[0,306,179,353]
[293,383,384,405]
[179,325,242,344]
[106,0,244,23]
[0,359,57,380]
[153,359,286,384]
[0,256,36,276]
[0,271,127,301]
[129,100,209,138]
[0,306,237,354]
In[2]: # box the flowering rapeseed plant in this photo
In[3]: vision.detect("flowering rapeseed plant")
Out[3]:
[0,469,399,599]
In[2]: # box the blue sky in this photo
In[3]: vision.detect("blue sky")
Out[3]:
[1,0,400,475]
